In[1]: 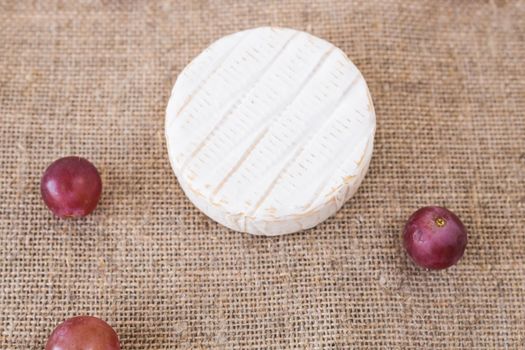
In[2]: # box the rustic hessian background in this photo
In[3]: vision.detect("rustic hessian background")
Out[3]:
[0,0,524,348]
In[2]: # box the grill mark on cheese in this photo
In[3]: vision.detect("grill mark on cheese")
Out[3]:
[168,32,249,128]
[208,46,335,198]
[301,131,373,210]
[179,30,300,174]
[367,89,374,113]
[211,128,269,196]
[250,72,363,214]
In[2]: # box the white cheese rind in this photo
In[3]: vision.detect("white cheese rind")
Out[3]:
[166,27,376,236]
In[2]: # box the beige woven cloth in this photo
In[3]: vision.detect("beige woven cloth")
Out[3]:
[1,0,524,348]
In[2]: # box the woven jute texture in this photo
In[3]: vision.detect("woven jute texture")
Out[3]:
[1,0,524,348]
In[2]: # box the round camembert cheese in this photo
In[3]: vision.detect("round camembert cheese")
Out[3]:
[166,27,376,236]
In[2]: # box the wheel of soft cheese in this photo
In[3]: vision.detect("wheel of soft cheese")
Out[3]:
[165,27,376,236]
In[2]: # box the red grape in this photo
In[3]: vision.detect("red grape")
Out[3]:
[45,316,120,350]
[403,206,468,270]
[41,156,102,218]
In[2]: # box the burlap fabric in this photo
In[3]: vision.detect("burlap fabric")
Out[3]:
[1,0,524,348]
